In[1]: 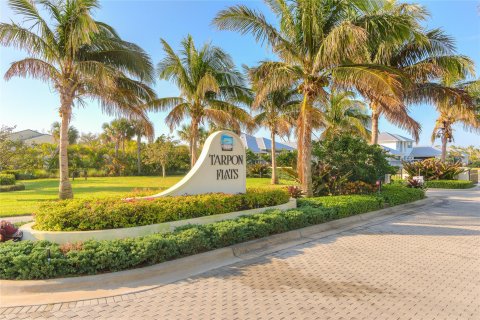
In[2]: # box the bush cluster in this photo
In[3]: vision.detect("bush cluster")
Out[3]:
[425,180,475,189]
[402,159,464,180]
[0,184,25,192]
[0,185,424,280]
[34,188,291,231]
[379,184,425,206]
[0,174,16,186]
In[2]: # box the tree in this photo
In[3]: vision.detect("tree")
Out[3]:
[0,125,25,170]
[144,135,177,178]
[215,0,414,196]
[319,90,370,141]
[1,0,155,199]
[51,122,79,145]
[151,35,252,167]
[177,124,208,154]
[368,15,474,144]
[251,88,300,184]
[131,119,154,175]
[432,79,480,161]
[101,119,135,158]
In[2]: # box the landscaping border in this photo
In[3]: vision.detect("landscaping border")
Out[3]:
[0,196,435,308]
[20,198,297,244]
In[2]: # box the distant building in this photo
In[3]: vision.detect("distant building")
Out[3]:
[240,133,296,154]
[378,132,442,166]
[8,129,54,145]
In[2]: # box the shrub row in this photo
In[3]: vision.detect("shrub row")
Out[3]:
[0,184,25,192]
[34,188,291,231]
[298,184,425,213]
[0,185,425,280]
[0,174,15,186]
[425,180,475,189]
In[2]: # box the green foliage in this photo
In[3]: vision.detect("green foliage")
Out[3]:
[247,163,271,178]
[311,135,396,196]
[299,195,384,218]
[0,184,25,192]
[0,174,15,186]
[402,159,464,180]
[276,150,297,168]
[379,185,425,206]
[0,185,424,280]
[425,180,475,189]
[34,188,290,231]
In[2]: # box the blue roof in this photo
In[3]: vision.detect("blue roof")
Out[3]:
[240,133,296,153]
[409,147,442,158]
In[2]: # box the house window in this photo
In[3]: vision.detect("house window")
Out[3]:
[407,142,412,148]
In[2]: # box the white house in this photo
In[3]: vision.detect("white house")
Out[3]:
[8,129,54,145]
[378,132,442,166]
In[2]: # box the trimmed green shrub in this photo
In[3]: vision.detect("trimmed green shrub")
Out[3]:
[0,184,25,192]
[0,185,424,280]
[0,174,15,185]
[298,194,384,217]
[379,184,425,206]
[425,180,475,189]
[34,188,291,231]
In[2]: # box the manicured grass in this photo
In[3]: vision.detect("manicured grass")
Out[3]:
[0,176,294,217]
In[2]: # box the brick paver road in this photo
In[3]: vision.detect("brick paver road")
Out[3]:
[2,188,479,319]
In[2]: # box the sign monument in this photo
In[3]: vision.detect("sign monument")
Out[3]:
[146,130,246,197]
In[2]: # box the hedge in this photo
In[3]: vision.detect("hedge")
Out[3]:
[0,174,15,186]
[0,206,341,280]
[0,185,425,280]
[34,188,291,231]
[0,184,25,192]
[298,194,384,217]
[379,184,425,205]
[425,180,475,189]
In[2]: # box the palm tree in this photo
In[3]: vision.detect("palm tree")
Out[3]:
[1,0,154,199]
[150,35,252,167]
[51,122,79,145]
[251,88,300,184]
[432,79,480,161]
[131,119,154,175]
[318,90,370,141]
[214,0,416,196]
[177,124,208,153]
[101,119,135,158]
[368,20,475,144]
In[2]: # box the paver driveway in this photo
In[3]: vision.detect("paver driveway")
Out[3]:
[2,187,479,320]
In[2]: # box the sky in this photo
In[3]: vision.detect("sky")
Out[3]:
[0,0,479,147]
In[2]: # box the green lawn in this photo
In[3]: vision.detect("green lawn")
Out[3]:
[0,176,293,217]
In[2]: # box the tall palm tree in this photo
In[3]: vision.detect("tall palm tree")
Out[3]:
[131,119,154,175]
[177,124,208,153]
[432,79,480,161]
[151,35,252,167]
[319,90,370,141]
[252,88,301,184]
[214,0,416,196]
[101,119,135,158]
[1,0,155,199]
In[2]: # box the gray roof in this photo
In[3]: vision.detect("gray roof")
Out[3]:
[409,146,442,158]
[8,129,54,144]
[378,132,414,142]
[240,133,296,153]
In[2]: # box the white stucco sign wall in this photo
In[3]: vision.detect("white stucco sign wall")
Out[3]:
[146,130,246,197]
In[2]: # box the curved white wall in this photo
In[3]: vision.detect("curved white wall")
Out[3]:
[146,130,246,197]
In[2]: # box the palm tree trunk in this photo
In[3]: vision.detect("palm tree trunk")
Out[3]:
[114,142,119,159]
[190,118,199,167]
[441,134,448,162]
[270,129,278,184]
[161,164,166,178]
[296,115,304,184]
[136,134,142,175]
[299,95,313,197]
[58,102,73,200]
[370,102,380,145]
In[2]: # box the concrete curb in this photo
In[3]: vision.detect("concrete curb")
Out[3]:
[0,196,435,308]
